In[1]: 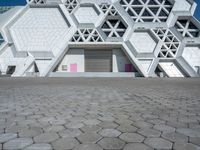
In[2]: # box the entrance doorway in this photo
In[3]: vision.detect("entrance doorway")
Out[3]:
[85,50,112,72]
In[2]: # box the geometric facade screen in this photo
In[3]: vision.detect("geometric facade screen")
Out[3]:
[65,0,79,14]
[120,0,173,22]
[0,33,4,46]
[70,29,103,42]
[102,19,127,38]
[0,0,200,77]
[152,29,180,58]
[175,18,200,38]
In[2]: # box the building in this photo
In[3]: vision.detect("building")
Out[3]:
[0,0,200,77]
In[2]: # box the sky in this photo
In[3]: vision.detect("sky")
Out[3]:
[0,0,200,21]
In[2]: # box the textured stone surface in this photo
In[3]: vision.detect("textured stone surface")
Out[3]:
[144,138,173,149]
[3,138,33,149]
[18,128,42,138]
[58,129,82,138]
[77,132,102,143]
[73,144,103,150]
[34,133,59,143]
[98,138,125,150]
[162,132,188,142]
[190,137,200,146]
[123,143,153,150]
[24,143,52,150]
[119,133,144,143]
[173,141,200,150]
[98,129,121,137]
[0,78,200,150]
[177,128,200,138]
[0,133,17,143]
[52,137,79,150]
[154,124,175,132]
[137,128,161,137]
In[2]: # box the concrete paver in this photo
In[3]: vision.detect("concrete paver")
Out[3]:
[0,78,200,150]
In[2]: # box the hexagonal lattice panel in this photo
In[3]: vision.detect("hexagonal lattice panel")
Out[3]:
[0,33,4,46]
[152,29,180,58]
[74,4,101,24]
[0,7,13,14]
[99,4,118,16]
[26,0,46,4]
[70,29,103,42]
[101,19,127,38]
[119,0,173,22]
[130,31,157,53]
[65,0,79,14]
[175,18,200,38]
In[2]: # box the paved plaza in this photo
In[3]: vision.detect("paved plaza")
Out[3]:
[0,78,200,150]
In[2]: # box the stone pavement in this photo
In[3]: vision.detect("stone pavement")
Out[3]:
[0,78,200,150]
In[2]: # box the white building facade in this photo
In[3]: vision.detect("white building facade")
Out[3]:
[0,0,200,77]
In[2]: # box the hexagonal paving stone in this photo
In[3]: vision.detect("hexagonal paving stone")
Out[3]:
[97,138,125,150]
[167,121,188,128]
[132,121,153,129]
[119,133,144,143]
[123,143,153,150]
[49,119,66,125]
[24,143,52,150]
[173,141,200,150]
[190,137,200,146]
[18,128,42,138]
[177,128,200,138]
[5,125,29,133]
[3,138,33,150]
[137,128,161,137]
[83,119,101,126]
[162,132,188,142]
[73,144,103,150]
[144,138,173,149]
[153,124,175,132]
[81,125,102,133]
[52,137,79,150]
[44,125,65,132]
[0,133,17,143]
[58,128,82,138]
[65,122,85,129]
[98,122,119,129]
[77,132,102,143]
[98,129,121,137]
[34,132,59,143]
[117,124,138,133]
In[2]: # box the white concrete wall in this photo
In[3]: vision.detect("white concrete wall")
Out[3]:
[112,49,131,72]
[182,46,200,73]
[57,49,84,72]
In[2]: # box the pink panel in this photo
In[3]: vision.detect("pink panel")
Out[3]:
[125,64,134,72]
[70,64,77,72]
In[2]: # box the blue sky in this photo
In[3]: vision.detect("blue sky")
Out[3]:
[0,0,200,21]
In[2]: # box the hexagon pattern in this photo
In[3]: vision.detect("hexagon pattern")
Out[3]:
[130,31,157,53]
[0,33,4,46]
[175,17,200,38]
[10,8,70,52]
[74,4,100,24]
[120,0,173,22]
[0,0,200,77]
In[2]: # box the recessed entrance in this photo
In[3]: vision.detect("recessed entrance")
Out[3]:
[85,50,112,72]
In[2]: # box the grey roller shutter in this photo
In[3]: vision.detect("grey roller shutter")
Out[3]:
[85,50,112,72]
